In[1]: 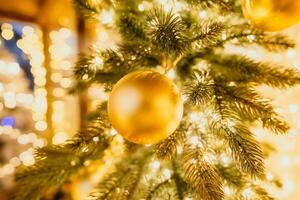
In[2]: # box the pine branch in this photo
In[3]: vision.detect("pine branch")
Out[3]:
[155,122,187,160]
[176,52,201,79]
[145,177,185,200]
[12,126,110,200]
[88,149,150,200]
[74,52,103,82]
[118,12,148,41]
[182,146,224,200]
[147,8,190,55]
[142,161,190,200]
[184,0,234,11]
[256,34,295,52]
[218,123,265,177]
[83,103,112,126]
[88,171,121,200]
[209,80,265,177]
[117,42,160,68]
[218,27,294,52]
[191,22,224,49]
[173,172,189,200]
[74,0,102,19]
[251,184,275,200]
[214,85,290,134]
[262,116,290,135]
[216,163,246,188]
[185,71,214,105]
[123,140,142,153]
[186,71,270,176]
[209,54,300,88]
[74,44,160,87]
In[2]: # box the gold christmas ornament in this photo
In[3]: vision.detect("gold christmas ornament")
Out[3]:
[108,71,183,144]
[242,0,300,31]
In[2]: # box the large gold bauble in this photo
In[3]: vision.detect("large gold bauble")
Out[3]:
[242,0,300,31]
[107,71,183,144]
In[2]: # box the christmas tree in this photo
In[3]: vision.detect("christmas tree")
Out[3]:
[11,0,300,199]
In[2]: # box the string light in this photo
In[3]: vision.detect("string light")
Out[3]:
[0,23,48,180]
[52,131,68,144]
[35,121,48,131]
[9,157,21,167]
[199,11,207,19]
[162,168,171,180]
[138,3,145,11]
[223,186,232,196]
[242,187,254,198]
[16,24,48,132]
[203,152,217,163]
[99,10,114,24]
[1,23,14,40]
[266,173,274,181]
[17,134,30,144]
[109,129,118,136]
[166,69,176,80]
[189,112,200,122]
[220,154,231,166]
[48,27,77,141]
[19,150,35,166]
[150,160,161,171]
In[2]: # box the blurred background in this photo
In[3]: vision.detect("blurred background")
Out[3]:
[0,0,299,199]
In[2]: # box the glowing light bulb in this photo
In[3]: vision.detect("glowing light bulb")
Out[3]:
[93,136,99,142]
[242,187,254,198]
[110,128,118,136]
[266,173,273,181]
[99,10,114,24]
[9,157,21,167]
[93,56,103,66]
[1,23,14,40]
[189,112,200,122]
[22,26,35,36]
[53,88,64,97]
[4,91,16,108]
[52,132,68,144]
[223,186,232,196]
[150,160,160,170]
[2,164,14,175]
[162,168,171,179]
[35,121,47,131]
[199,11,207,19]
[247,35,256,42]
[203,153,217,163]
[19,150,35,166]
[166,69,176,80]
[221,155,231,166]
[33,139,45,148]
[138,3,145,11]
[189,135,203,149]
[60,78,72,88]
[17,134,30,144]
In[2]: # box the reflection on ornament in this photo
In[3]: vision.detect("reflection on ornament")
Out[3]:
[108,71,183,144]
[242,0,300,31]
